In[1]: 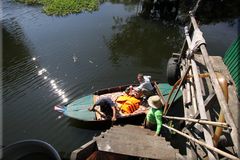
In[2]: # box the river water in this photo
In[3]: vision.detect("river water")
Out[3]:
[2,0,240,158]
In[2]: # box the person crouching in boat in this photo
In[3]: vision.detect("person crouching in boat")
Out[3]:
[144,95,164,136]
[88,97,117,121]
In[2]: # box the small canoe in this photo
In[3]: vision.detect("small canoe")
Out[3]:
[55,83,180,127]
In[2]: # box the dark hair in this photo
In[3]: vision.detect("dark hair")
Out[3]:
[137,73,143,78]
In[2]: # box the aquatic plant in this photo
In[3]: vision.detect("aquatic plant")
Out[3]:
[16,0,99,16]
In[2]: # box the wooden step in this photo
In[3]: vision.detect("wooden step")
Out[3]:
[96,137,176,160]
[109,126,156,136]
[96,125,177,160]
[99,132,169,145]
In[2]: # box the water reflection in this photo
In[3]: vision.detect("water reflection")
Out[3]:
[195,0,240,25]
[106,15,183,67]
[140,0,179,21]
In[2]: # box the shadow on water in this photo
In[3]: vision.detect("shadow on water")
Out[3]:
[3,19,32,68]
[138,0,240,26]
[2,20,40,103]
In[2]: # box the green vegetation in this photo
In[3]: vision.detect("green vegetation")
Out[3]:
[16,0,99,16]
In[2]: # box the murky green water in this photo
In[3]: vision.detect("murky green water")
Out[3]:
[2,0,240,158]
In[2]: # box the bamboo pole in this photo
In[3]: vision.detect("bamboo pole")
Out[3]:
[164,66,191,115]
[162,124,240,160]
[153,82,166,105]
[163,115,230,129]
[189,12,239,155]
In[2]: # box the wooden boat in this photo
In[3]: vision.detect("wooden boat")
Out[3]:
[55,83,179,127]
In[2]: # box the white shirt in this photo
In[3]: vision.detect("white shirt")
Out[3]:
[135,76,154,91]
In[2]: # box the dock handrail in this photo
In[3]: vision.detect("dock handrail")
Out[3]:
[172,10,240,159]
[189,11,239,155]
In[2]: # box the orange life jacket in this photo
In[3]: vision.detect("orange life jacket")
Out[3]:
[116,95,140,114]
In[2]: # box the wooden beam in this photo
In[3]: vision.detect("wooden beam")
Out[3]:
[70,139,97,160]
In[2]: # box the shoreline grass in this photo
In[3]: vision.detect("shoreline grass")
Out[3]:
[16,0,99,16]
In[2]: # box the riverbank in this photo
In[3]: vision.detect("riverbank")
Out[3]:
[16,0,99,16]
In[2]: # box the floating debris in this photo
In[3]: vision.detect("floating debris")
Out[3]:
[73,55,78,62]
[62,98,68,103]
[50,80,55,84]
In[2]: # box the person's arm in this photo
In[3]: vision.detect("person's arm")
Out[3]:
[88,99,101,111]
[111,106,117,121]
[88,104,96,111]
[134,83,144,91]
[154,110,163,136]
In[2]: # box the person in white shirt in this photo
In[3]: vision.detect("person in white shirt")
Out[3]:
[129,73,155,98]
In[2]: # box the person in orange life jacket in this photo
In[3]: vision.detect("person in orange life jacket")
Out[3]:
[129,73,155,98]
[88,97,117,121]
[144,95,164,136]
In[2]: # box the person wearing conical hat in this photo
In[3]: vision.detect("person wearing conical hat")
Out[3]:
[145,95,164,136]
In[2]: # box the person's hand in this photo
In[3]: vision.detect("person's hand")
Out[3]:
[111,117,117,121]
[88,107,94,111]
[154,133,159,136]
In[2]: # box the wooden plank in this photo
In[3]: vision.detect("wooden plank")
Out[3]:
[191,60,217,160]
[109,127,155,136]
[70,140,97,160]
[180,59,196,159]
